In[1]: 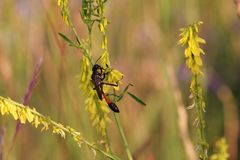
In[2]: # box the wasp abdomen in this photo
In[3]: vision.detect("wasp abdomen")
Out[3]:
[108,102,120,113]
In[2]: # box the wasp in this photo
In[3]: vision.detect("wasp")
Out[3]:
[91,64,120,113]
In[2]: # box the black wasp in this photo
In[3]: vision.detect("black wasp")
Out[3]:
[91,64,120,113]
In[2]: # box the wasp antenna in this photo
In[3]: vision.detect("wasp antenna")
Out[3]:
[95,55,103,64]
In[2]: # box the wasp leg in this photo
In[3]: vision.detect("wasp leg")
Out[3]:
[101,70,112,81]
[111,83,133,102]
[101,81,118,87]
[106,93,122,102]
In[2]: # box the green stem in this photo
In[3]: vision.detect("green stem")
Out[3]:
[69,23,94,65]
[82,139,119,160]
[104,128,112,153]
[113,113,133,160]
[193,76,208,159]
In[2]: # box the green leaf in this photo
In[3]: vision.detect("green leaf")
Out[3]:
[58,32,74,45]
[127,92,146,106]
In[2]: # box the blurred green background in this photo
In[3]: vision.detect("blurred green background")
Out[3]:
[0,0,239,160]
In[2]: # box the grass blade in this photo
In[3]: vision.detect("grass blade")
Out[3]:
[58,32,74,45]
[127,92,146,106]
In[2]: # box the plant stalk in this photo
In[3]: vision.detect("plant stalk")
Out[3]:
[194,76,208,159]
[114,113,133,160]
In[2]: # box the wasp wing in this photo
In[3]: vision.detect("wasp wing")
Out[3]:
[91,76,103,100]
[95,85,103,100]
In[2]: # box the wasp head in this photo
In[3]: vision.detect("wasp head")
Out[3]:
[92,64,102,72]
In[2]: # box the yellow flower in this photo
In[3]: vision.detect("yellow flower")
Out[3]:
[53,125,66,138]
[57,0,71,26]
[26,107,34,123]
[210,138,229,160]
[100,51,123,91]
[33,115,41,128]
[0,96,84,147]
[78,55,111,136]
[19,108,27,124]
[41,119,49,131]
[178,21,206,75]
